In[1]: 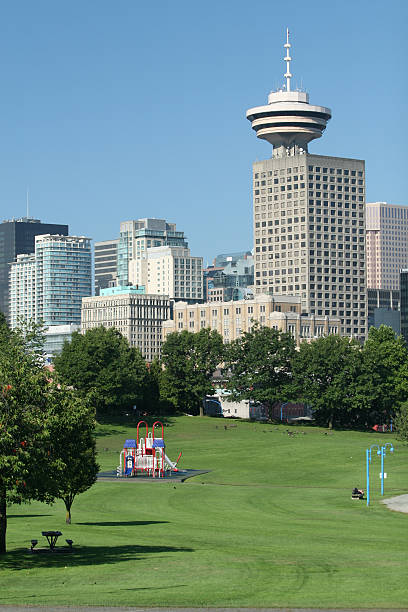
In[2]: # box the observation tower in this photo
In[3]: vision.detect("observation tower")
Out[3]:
[246,30,331,158]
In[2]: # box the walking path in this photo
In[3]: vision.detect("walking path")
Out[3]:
[382,493,408,513]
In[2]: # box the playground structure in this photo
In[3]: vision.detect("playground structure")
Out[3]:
[117,421,182,478]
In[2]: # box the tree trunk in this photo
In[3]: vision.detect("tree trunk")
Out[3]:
[0,487,7,554]
[64,500,72,524]
[199,402,204,417]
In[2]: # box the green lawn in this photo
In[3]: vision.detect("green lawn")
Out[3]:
[2,416,408,608]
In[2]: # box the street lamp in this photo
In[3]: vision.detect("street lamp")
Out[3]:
[366,444,381,507]
[380,443,394,496]
[280,402,289,422]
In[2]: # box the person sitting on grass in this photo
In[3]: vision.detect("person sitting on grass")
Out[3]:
[352,487,364,499]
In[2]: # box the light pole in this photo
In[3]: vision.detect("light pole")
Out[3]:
[366,445,381,507]
[380,443,394,496]
[280,402,289,422]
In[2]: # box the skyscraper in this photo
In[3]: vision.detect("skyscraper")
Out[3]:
[141,245,203,302]
[0,217,68,320]
[366,202,408,290]
[246,30,367,340]
[9,234,92,328]
[118,218,188,287]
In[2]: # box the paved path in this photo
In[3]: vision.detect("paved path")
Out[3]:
[382,493,408,513]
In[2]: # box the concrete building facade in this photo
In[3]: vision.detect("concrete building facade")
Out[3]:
[246,31,367,341]
[366,202,408,290]
[118,218,188,287]
[81,288,170,361]
[162,294,340,347]
[141,245,203,303]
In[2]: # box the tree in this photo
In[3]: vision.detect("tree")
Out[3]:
[54,327,149,419]
[0,322,101,551]
[0,324,54,553]
[359,326,408,427]
[291,335,362,429]
[224,323,296,415]
[395,400,408,442]
[161,329,224,415]
[46,388,99,523]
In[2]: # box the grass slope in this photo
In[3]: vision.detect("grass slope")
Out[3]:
[1,417,408,608]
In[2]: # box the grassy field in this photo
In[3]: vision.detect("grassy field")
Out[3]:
[1,416,408,608]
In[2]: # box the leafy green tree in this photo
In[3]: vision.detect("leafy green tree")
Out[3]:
[395,400,408,442]
[0,324,54,553]
[161,328,224,415]
[291,335,362,429]
[224,323,296,415]
[54,327,149,419]
[359,326,408,427]
[46,388,99,523]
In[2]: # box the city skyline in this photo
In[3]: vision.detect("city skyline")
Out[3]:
[0,1,406,264]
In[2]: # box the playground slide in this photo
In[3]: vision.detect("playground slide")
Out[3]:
[164,453,179,472]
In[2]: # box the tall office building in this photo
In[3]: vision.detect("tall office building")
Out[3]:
[366,202,408,290]
[141,245,203,302]
[118,218,188,286]
[0,217,68,321]
[9,234,92,328]
[94,238,119,295]
[246,31,367,340]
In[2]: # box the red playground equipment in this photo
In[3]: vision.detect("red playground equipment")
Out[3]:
[117,421,182,478]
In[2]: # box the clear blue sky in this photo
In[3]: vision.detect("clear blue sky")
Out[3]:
[0,0,406,265]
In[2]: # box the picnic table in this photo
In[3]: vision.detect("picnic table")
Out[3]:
[41,530,62,550]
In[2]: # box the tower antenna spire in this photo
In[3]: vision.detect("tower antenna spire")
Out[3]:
[284,28,292,92]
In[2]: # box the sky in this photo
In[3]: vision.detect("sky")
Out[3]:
[0,0,407,265]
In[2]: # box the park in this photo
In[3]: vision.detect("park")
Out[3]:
[1,415,408,609]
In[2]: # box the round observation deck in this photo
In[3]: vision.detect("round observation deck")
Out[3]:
[246,29,331,156]
[246,90,331,154]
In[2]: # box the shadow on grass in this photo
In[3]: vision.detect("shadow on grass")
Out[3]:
[94,428,126,438]
[96,414,176,428]
[8,514,53,519]
[0,543,194,570]
[77,520,169,526]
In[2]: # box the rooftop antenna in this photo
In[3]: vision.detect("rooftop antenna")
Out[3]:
[26,188,29,219]
[283,28,292,92]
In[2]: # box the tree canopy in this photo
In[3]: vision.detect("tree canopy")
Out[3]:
[53,326,149,419]
[291,335,362,429]
[0,323,53,553]
[224,323,296,414]
[359,326,408,426]
[161,328,224,415]
[46,388,99,523]
[0,323,100,551]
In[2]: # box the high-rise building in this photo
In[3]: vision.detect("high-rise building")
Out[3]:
[366,202,408,290]
[9,234,92,328]
[246,31,367,340]
[141,245,203,303]
[0,217,68,321]
[9,254,36,328]
[118,218,188,286]
[94,239,119,295]
[81,287,170,361]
